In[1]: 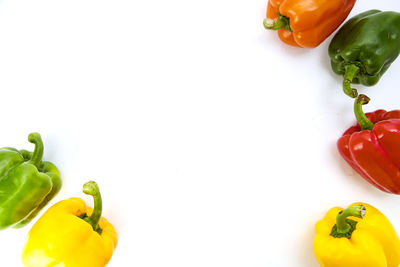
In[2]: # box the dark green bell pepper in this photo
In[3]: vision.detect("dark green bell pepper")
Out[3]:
[328,10,400,98]
[0,133,62,229]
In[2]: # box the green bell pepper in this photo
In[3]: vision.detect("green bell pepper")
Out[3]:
[0,133,62,229]
[328,10,400,98]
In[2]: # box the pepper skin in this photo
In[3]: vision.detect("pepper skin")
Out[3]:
[338,95,400,194]
[314,203,400,267]
[22,181,117,267]
[0,133,61,230]
[329,10,400,98]
[263,0,356,48]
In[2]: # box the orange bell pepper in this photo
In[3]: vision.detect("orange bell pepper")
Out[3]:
[263,0,356,48]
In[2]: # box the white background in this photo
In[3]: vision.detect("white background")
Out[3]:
[0,0,399,266]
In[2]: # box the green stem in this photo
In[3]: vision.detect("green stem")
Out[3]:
[354,94,374,130]
[263,13,291,31]
[336,205,366,234]
[27,132,44,168]
[343,64,360,98]
[83,181,103,232]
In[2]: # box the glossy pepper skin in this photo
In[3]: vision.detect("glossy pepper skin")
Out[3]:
[329,10,400,98]
[0,133,61,230]
[338,95,400,194]
[263,0,356,48]
[22,181,117,267]
[314,203,400,267]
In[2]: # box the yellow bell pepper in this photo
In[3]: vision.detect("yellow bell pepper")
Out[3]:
[313,203,400,267]
[22,181,118,267]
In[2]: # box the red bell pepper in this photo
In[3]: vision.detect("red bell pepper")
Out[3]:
[338,94,400,194]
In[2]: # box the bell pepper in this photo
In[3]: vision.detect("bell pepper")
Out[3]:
[22,181,117,267]
[263,0,356,48]
[338,94,400,194]
[313,203,400,267]
[0,132,62,230]
[329,10,400,98]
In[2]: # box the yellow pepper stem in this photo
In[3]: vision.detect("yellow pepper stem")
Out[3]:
[331,205,366,238]
[82,181,103,234]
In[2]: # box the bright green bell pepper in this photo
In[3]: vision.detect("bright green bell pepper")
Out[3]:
[0,133,62,229]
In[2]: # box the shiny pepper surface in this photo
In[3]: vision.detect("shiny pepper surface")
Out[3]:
[22,181,117,267]
[264,0,356,48]
[338,95,400,194]
[314,203,400,267]
[329,10,400,98]
[0,133,61,229]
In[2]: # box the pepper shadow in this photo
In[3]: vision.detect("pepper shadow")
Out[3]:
[296,222,320,267]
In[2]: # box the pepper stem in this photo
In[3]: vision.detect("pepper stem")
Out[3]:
[343,65,360,98]
[83,181,103,232]
[27,133,44,168]
[354,94,374,130]
[336,205,366,234]
[263,13,291,31]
